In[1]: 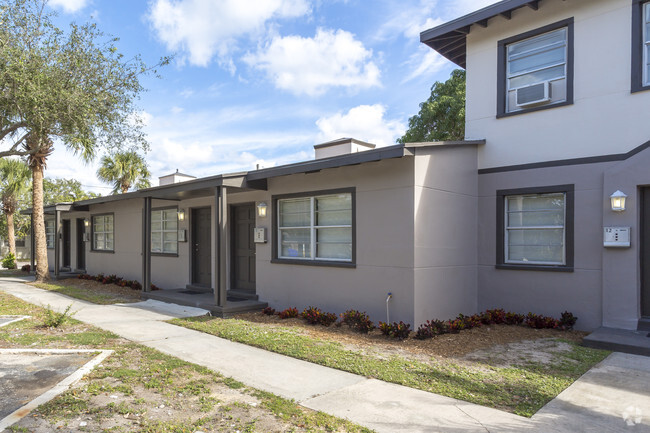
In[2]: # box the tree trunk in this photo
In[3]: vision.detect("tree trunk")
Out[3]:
[32,165,50,281]
[6,212,16,258]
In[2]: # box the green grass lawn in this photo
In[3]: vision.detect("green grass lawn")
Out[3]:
[0,291,372,433]
[171,316,610,417]
[31,281,139,305]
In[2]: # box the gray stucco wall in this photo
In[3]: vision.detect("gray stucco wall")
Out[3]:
[478,161,617,331]
[413,145,479,326]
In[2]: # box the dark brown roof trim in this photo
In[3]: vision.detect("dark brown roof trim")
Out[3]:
[420,0,545,68]
[478,139,650,174]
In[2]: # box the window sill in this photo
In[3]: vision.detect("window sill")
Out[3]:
[90,249,115,254]
[497,100,572,119]
[271,258,356,269]
[152,252,179,257]
[496,264,573,272]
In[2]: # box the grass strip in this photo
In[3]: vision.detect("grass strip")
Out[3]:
[171,316,610,417]
[31,281,138,305]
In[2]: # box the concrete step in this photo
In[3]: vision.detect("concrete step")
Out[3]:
[638,318,650,332]
[143,289,267,318]
[583,327,650,357]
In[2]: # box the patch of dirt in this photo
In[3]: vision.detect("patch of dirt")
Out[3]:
[53,278,142,303]
[463,338,576,368]
[234,311,587,361]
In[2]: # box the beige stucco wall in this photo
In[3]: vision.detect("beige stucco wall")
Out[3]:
[413,145,479,326]
[253,157,416,325]
[465,0,650,169]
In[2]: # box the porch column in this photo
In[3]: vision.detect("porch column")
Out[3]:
[30,213,35,273]
[214,186,228,307]
[142,197,152,292]
[54,210,61,279]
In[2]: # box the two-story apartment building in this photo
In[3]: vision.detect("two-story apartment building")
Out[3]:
[422,0,650,333]
[35,0,648,336]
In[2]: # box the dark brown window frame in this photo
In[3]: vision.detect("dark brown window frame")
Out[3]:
[90,213,115,253]
[150,206,179,257]
[497,18,575,118]
[271,187,356,268]
[496,184,574,272]
[632,0,650,92]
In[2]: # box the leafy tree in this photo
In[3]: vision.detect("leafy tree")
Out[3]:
[97,151,151,194]
[43,178,100,205]
[0,0,167,281]
[398,69,466,144]
[0,158,30,257]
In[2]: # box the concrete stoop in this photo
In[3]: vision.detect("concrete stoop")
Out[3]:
[583,327,650,356]
[142,289,267,317]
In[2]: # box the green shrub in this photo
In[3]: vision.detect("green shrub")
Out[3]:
[43,304,75,328]
[340,309,375,333]
[2,253,17,269]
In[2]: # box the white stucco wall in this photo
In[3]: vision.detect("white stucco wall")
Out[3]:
[465,0,650,169]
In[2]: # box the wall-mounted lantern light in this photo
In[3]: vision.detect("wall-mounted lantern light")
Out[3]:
[610,190,627,212]
[257,202,268,218]
[84,219,89,227]
[178,209,186,222]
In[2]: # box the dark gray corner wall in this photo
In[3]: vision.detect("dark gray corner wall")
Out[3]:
[478,161,618,331]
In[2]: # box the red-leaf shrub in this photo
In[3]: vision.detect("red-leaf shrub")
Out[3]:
[340,310,375,333]
[21,264,31,272]
[262,307,276,316]
[525,313,559,329]
[505,312,525,325]
[559,311,577,330]
[278,307,299,319]
[379,321,411,340]
[415,319,449,339]
[301,306,337,326]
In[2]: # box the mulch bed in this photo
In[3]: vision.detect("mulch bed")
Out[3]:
[56,278,142,303]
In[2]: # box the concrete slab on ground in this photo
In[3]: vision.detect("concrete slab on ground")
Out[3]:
[583,327,650,357]
[0,316,29,328]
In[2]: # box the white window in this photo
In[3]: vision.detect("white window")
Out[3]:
[278,192,352,262]
[151,208,178,254]
[45,219,55,249]
[506,27,568,112]
[92,214,114,251]
[643,2,650,86]
[505,193,566,265]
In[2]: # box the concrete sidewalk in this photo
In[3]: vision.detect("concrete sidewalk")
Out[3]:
[1,277,648,433]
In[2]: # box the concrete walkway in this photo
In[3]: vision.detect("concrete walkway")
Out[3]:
[1,277,649,433]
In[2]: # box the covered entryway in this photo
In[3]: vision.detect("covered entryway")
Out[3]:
[191,207,212,288]
[231,203,256,295]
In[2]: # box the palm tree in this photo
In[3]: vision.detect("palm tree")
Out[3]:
[25,133,54,281]
[0,158,31,259]
[97,151,151,194]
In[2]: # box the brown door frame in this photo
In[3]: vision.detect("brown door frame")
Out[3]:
[230,202,256,292]
[61,219,71,269]
[76,218,86,271]
[641,187,650,318]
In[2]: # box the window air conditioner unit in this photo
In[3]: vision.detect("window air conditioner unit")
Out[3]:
[516,81,551,107]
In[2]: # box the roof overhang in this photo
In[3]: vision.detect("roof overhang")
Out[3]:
[420,0,543,68]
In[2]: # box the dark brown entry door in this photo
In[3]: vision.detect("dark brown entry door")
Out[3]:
[76,219,85,270]
[642,188,650,317]
[62,220,71,269]
[232,204,256,292]
[192,207,212,287]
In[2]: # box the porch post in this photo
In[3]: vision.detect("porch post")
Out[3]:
[30,213,35,273]
[214,186,228,307]
[142,197,152,292]
[54,210,61,279]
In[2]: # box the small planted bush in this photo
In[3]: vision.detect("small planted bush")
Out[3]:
[414,319,448,340]
[21,264,31,272]
[278,307,299,319]
[301,306,338,326]
[262,307,276,316]
[505,312,525,325]
[378,321,411,340]
[43,304,75,328]
[525,313,559,329]
[559,311,578,330]
[2,253,16,269]
[340,309,375,333]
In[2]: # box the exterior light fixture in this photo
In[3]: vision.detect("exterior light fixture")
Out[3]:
[257,202,268,218]
[84,219,89,227]
[610,190,627,212]
[178,209,186,222]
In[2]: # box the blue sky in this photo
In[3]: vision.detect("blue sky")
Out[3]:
[44,0,497,193]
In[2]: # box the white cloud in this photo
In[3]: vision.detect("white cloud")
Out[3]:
[244,28,381,97]
[316,104,406,147]
[48,0,88,13]
[402,46,449,82]
[147,0,310,67]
